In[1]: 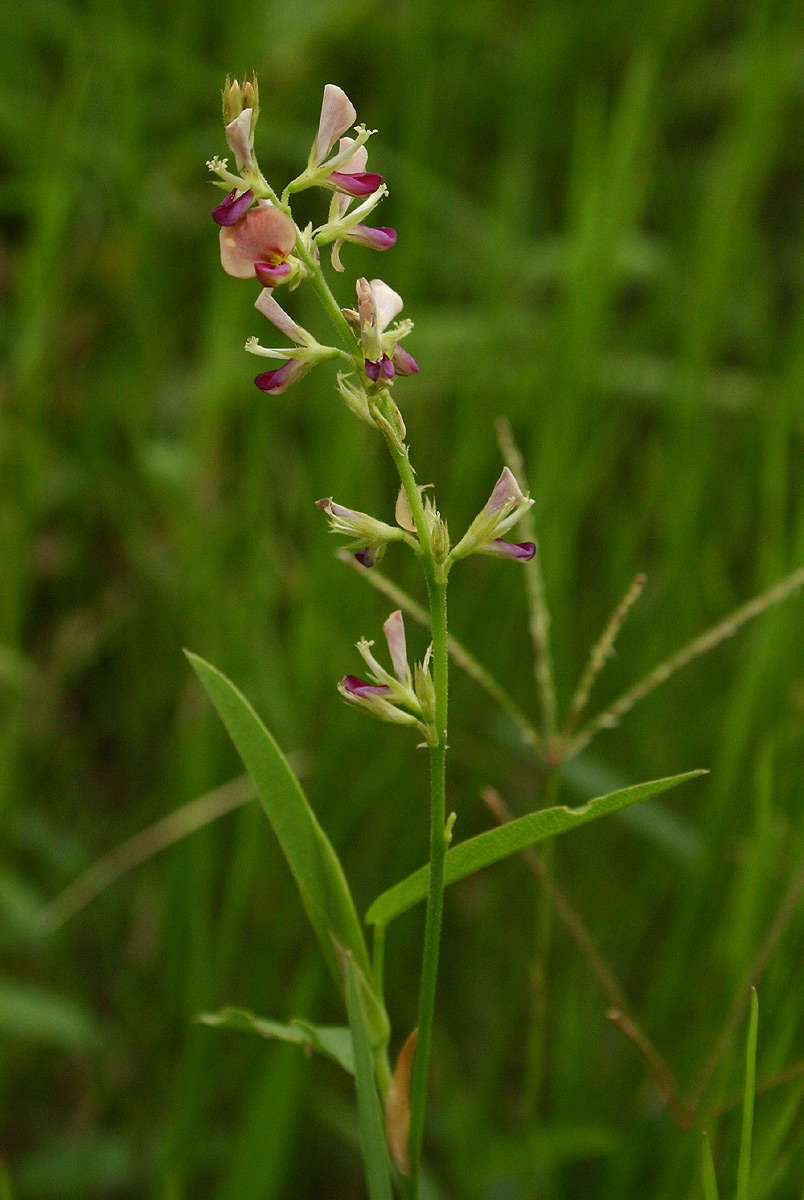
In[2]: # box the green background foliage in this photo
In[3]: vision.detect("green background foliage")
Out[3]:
[1,0,802,1195]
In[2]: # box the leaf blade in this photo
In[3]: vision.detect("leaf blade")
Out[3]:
[186,652,371,987]
[366,771,707,926]
[197,1006,355,1074]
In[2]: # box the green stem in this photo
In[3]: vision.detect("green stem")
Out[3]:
[293,236,361,358]
[382,428,449,1195]
[304,246,449,1195]
[407,579,448,1190]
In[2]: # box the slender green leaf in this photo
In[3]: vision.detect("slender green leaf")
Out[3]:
[0,979,101,1049]
[737,987,759,1200]
[343,954,393,1200]
[185,652,371,989]
[366,771,706,925]
[197,1006,354,1074]
[700,1131,720,1200]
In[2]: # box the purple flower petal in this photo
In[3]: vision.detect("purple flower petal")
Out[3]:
[328,171,383,197]
[345,225,397,251]
[354,548,377,567]
[392,346,419,376]
[379,354,395,379]
[254,359,307,395]
[213,188,254,226]
[364,358,381,382]
[255,261,293,286]
[342,675,391,697]
[488,539,536,561]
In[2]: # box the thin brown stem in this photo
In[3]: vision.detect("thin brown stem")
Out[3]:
[37,775,255,933]
[563,572,647,739]
[482,785,689,1127]
[566,565,804,759]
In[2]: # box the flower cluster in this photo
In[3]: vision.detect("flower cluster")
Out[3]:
[208,80,414,403]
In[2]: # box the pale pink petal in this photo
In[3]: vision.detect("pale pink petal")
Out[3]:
[254,289,307,344]
[369,279,403,331]
[486,467,524,514]
[313,84,356,165]
[219,205,296,277]
[383,611,408,682]
[337,136,368,174]
[224,109,254,172]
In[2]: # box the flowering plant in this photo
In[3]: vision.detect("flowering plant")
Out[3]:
[187,76,799,1197]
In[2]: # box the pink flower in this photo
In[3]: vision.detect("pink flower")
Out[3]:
[219,204,297,279]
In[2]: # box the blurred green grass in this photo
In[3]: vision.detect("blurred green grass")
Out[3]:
[1,0,802,1196]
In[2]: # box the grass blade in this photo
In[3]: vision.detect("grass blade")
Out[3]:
[197,1007,355,1074]
[736,987,759,1200]
[343,954,394,1200]
[185,652,372,991]
[701,1131,720,1200]
[366,771,706,926]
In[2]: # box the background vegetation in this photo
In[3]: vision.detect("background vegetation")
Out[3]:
[2,0,802,1195]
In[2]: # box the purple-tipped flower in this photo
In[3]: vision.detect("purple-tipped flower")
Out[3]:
[342,675,391,698]
[315,496,403,564]
[337,612,430,736]
[351,278,415,379]
[392,346,419,376]
[254,359,309,395]
[213,188,254,227]
[326,170,383,197]
[485,539,537,561]
[219,204,296,277]
[345,224,397,251]
[450,466,534,563]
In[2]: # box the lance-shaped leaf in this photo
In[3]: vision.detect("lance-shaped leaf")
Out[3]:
[186,653,372,991]
[343,952,394,1200]
[197,1006,354,1075]
[366,771,706,926]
